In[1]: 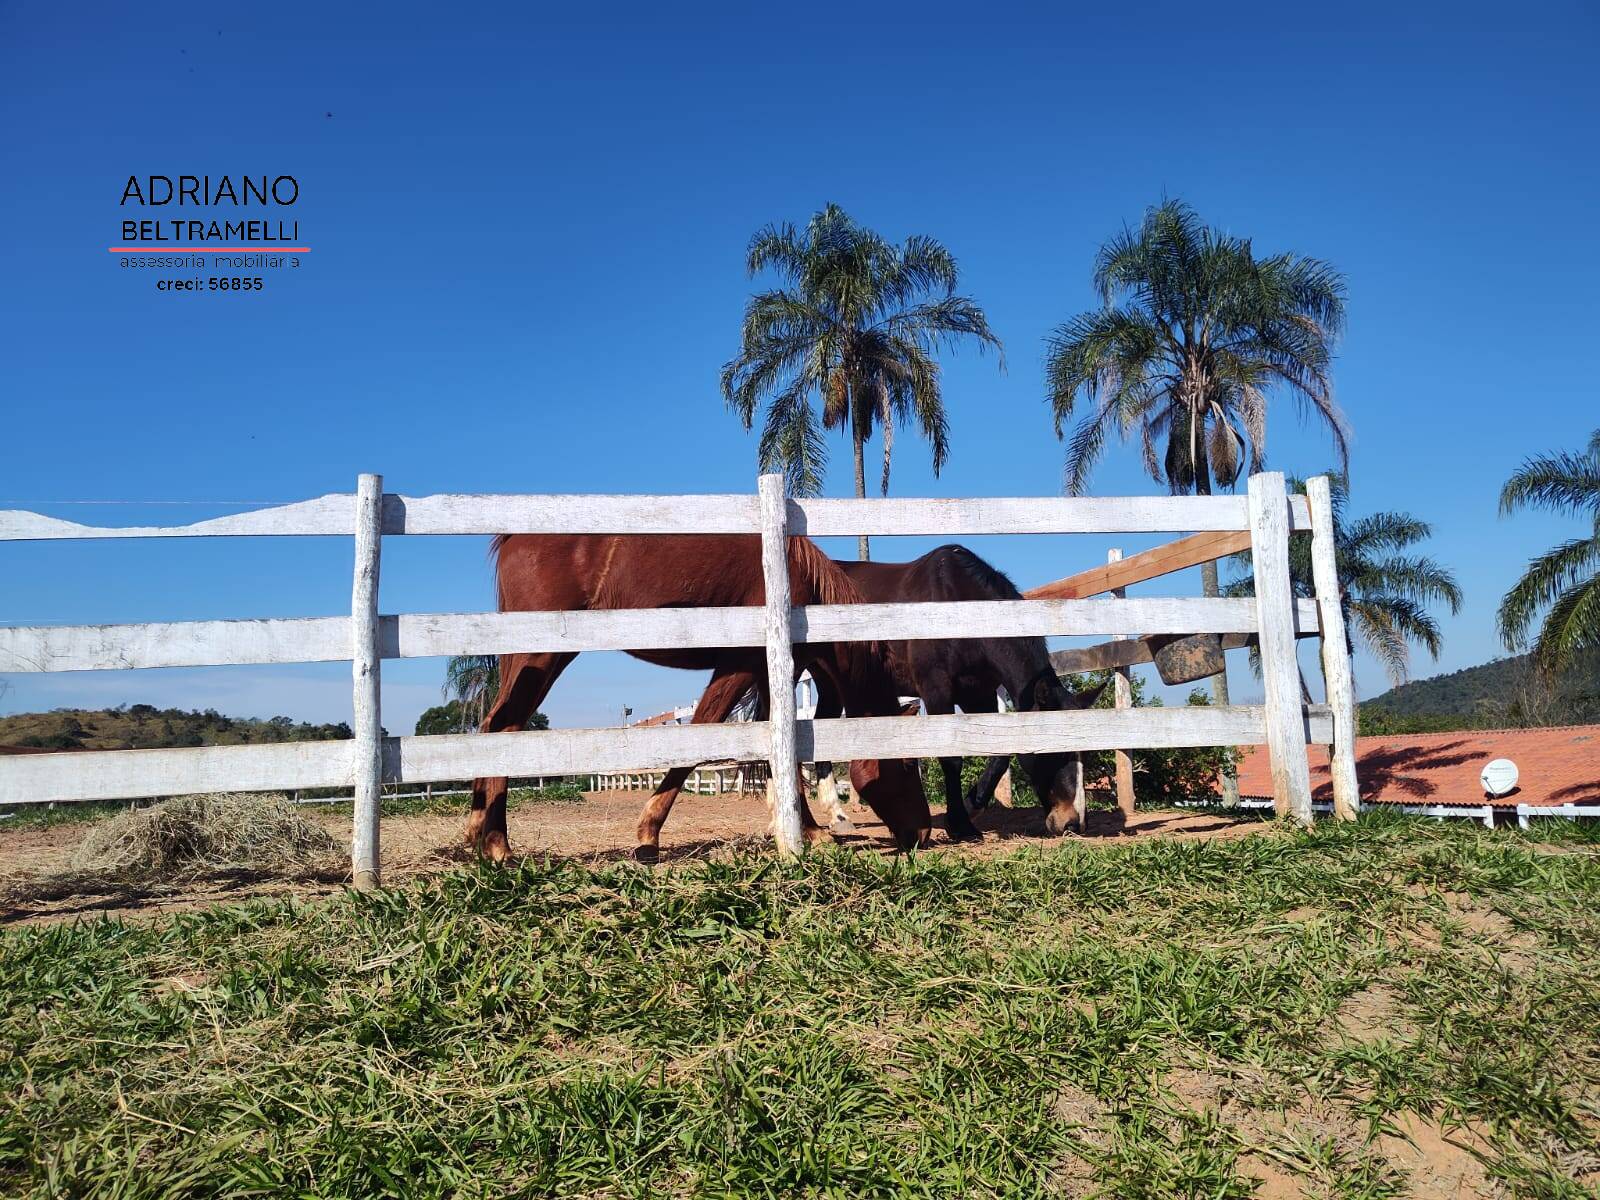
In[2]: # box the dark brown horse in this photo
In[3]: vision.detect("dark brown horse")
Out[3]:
[818,546,1108,839]
[468,533,932,861]
[632,544,1108,849]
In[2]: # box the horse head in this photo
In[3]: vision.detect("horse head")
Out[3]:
[849,758,932,849]
[1018,677,1111,836]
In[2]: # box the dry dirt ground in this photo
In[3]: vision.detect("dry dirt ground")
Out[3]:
[0,791,1260,926]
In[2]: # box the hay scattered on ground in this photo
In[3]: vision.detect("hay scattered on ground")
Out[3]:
[71,793,341,879]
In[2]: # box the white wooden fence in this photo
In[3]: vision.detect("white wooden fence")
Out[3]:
[0,471,1360,886]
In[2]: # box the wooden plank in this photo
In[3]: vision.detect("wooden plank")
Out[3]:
[793,494,1311,537]
[391,706,1332,786]
[1108,549,1136,819]
[350,474,383,890]
[387,722,770,785]
[794,597,1319,642]
[0,598,1322,674]
[0,616,350,672]
[800,705,1332,761]
[1024,530,1254,600]
[759,474,802,855]
[0,491,1313,543]
[1051,628,1327,675]
[792,494,1251,536]
[1248,472,1314,824]
[1307,475,1361,822]
[0,494,355,541]
[383,492,759,534]
[0,740,356,804]
[1052,638,1164,675]
[1,706,1334,805]
[387,608,763,659]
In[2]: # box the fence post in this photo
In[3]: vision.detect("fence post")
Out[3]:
[351,473,384,889]
[1306,475,1361,821]
[1107,547,1137,820]
[1247,472,1313,825]
[758,473,803,855]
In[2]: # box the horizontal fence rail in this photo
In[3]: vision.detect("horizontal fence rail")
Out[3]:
[0,706,1336,806]
[0,598,1323,673]
[0,492,1314,541]
[1,472,1361,879]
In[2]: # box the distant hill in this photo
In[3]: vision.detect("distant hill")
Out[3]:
[1359,650,1600,733]
[0,705,353,751]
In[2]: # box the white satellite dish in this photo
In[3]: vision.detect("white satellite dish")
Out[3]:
[1480,758,1519,798]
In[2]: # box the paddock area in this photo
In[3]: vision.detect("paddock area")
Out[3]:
[0,470,1359,884]
[0,789,1267,926]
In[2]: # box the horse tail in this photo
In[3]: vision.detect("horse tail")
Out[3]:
[489,533,516,611]
[785,535,864,607]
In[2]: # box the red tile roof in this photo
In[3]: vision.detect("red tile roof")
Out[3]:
[1233,725,1600,808]
[631,710,682,728]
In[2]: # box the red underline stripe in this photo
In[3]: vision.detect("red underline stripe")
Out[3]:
[108,247,311,252]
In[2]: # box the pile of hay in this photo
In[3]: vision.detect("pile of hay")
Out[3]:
[72,792,341,881]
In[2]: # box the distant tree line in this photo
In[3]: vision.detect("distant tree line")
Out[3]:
[0,705,354,752]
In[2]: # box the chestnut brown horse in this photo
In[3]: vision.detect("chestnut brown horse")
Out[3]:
[468,533,932,861]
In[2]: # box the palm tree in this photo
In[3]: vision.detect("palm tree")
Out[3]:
[443,655,499,730]
[1045,198,1348,801]
[1226,473,1462,689]
[443,656,549,732]
[1497,429,1600,671]
[722,203,1002,559]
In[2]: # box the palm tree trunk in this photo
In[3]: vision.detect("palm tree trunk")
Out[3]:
[1199,549,1242,807]
[1193,441,1241,807]
[853,428,870,561]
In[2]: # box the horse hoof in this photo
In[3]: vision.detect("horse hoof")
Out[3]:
[947,827,983,844]
[633,843,660,865]
[482,833,512,864]
[830,815,855,834]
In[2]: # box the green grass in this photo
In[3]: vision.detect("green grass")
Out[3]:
[3,816,1598,1197]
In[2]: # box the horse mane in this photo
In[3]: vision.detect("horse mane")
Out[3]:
[936,543,1023,600]
[934,544,1069,711]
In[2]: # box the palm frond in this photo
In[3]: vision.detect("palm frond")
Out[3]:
[756,377,828,497]
[1498,437,1600,517]
[1497,535,1600,650]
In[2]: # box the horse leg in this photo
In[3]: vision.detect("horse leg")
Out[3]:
[808,673,851,831]
[953,686,1010,813]
[634,669,756,863]
[761,766,828,844]
[967,754,1012,811]
[468,651,573,862]
[1071,753,1087,833]
[923,685,980,842]
[945,683,1024,829]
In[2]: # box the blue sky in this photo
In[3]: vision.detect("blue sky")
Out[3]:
[2,3,1596,733]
